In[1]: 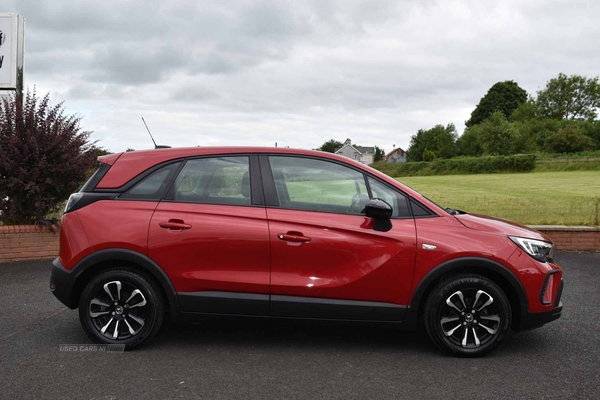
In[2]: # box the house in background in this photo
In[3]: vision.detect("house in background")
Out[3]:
[334,139,375,165]
[384,147,407,163]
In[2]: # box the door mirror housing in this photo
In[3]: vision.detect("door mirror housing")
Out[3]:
[365,198,393,219]
[364,198,393,233]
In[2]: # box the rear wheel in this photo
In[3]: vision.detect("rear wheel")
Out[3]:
[78,269,165,349]
[423,274,511,357]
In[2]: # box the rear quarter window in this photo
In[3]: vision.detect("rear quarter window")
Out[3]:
[119,162,181,200]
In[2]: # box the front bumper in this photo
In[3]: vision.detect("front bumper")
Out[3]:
[517,278,564,331]
[50,258,79,309]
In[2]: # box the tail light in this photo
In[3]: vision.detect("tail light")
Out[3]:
[64,193,84,213]
[63,192,118,214]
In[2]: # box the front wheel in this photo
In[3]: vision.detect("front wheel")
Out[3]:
[423,274,512,357]
[78,269,165,349]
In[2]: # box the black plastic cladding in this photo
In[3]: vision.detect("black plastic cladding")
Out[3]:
[80,162,111,192]
[539,269,561,305]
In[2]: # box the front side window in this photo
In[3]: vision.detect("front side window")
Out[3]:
[268,156,368,214]
[367,177,411,218]
[172,157,251,206]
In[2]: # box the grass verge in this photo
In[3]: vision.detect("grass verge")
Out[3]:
[399,171,600,226]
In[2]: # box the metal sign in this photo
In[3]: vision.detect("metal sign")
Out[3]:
[0,14,23,90]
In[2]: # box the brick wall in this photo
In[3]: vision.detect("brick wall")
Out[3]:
[529,226,600,252]
[0,225,59,263]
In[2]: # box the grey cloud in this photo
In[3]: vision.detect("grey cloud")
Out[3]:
[169,83,219,102]
[13,0,170,37]
[237,1,311,38]
[85,43,186,85]
[3,0,600,153]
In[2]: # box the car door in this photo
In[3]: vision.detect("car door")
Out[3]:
[147,155,271,316]
[261,155,417,321]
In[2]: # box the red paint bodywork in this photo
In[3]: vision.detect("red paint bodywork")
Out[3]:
[267,208,416,306]
[61,146,562,317]
[148,203,270,294]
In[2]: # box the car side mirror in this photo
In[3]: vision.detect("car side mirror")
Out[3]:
[364,198,393,232]
[365,198,393,219]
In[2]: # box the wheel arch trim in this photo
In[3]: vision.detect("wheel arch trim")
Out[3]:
[401,257,527,329]
[56,249,180,316]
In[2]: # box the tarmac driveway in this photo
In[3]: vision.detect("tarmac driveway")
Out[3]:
[0,252,598,399]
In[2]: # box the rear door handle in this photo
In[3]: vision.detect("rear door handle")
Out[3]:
[159,219,192,231]
[278,231,311,243]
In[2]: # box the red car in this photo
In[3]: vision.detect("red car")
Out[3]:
[50,147,563,356]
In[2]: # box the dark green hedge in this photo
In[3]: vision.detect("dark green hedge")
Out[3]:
[370,155,537,177]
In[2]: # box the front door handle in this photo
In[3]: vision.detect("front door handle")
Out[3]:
[278,231,311,243]
[159,219,192,231]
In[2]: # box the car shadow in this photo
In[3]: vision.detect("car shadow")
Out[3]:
[151,317,438,355]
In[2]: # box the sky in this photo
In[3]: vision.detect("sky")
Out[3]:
[3,0,600,153]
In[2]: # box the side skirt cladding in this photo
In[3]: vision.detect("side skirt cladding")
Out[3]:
[177,292,406,322]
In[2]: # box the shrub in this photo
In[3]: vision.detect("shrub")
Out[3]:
[422,149,436,161]
[370,155,537,177]
[0,90,98,224]
[546,125,593,153]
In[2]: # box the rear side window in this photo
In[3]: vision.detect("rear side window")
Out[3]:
[171,157,251,206]
[120,162,181,200]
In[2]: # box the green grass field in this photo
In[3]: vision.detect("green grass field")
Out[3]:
[399,171,600,226]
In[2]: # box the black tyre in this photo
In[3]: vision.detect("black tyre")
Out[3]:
[423,274,511,357]
[78,269,165,350]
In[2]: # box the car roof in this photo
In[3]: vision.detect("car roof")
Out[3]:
[99,146,348,167]
[97,147,356,188]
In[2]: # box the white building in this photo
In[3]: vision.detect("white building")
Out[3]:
[334,139,375,165]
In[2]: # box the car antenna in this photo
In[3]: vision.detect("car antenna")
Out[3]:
[142,117,171,149]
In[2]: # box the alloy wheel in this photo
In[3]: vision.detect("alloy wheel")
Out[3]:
[88,280,149,340]
[440,289,501,348]
[424,274,511,356]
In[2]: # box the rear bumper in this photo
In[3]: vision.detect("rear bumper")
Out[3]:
[50,258,79,309]
[517,279,564,331]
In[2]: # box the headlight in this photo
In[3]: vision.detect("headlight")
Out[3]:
[509,236,554,263]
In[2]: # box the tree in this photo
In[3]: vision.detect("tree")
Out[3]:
[513,117,564,152]
[579,120,600,150]
[478,111,517,156]
[510,100,537,122]
[317,139,342,153]
[422,149,436,161]
[457,125,484,157]
[545,125,593,153]
[535,73,600,120]
[373,146,385,162]
[466,81,528,127]
[0,90,98,224]
[406,124,458,161]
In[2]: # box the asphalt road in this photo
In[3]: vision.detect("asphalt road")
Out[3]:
[1,253,599,400]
